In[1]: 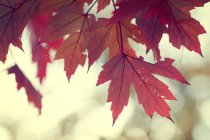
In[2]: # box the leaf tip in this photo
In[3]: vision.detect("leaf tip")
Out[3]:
[87,65,91,73]
[96,80,100,86]
[112,114,119,126]
[68,79,71,84]
[0,58,6,63]
[112,119,116,126]
[38,107,42,115]
[184,80,190,85]
[168,116,174,123]
[200,52,204,57]
[180,78,190,85]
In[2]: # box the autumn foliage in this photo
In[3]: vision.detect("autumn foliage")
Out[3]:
[0,0,209,124]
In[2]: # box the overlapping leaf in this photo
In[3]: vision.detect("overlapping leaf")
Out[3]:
[55,33,87,80]
[112,0,208,60]
[87,18,144,68]
[44,1,96,80]
[29,14,63,83]
[0,0,38,62]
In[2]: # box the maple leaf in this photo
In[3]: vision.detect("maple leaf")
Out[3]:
[29,14,63,83]
[0,0,39,62]
[165,3,206,54]
[136,15,165,61]
[87,18,144,68]
[111,0,207,60]
[55,33,87,80]
[44,1,97,80]
[8,65,42,114]
[31,39,63,83]
[43,1,96,40]
[97,54,188,124]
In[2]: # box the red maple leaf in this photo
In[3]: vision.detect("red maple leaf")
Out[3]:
[43,1,97,80]
[29,14,63,83]
[111,0,207,60]
[31,39,63,83]
[55,33,87,80]
[8,65,42,114]
[87,18,144,68]
[97,54,188,124]
[0,0,39,62]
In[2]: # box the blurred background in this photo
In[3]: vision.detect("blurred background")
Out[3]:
[0,2,210,140]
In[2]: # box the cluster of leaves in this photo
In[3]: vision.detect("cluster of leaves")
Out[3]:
[0,0,209,124]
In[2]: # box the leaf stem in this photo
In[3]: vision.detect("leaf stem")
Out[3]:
[111,0,117,10]
[112,0,125,55]
[86,0,98,14]
[118,22,124,54]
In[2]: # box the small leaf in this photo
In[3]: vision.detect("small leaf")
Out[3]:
[8,65,42,114]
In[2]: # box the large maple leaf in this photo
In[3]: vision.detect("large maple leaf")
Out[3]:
[0,0,39,62]
[8,65,42,114]
[111,0,207,60]
[97,54,188,124]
